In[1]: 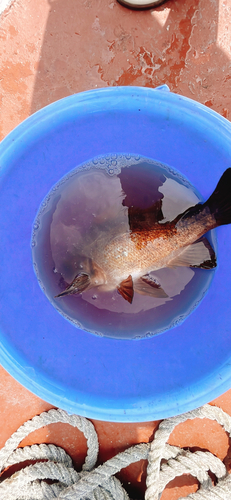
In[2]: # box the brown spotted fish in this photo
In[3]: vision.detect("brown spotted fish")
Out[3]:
[55,168,231,304]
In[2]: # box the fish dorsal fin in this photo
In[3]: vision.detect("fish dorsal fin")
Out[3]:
[55,272,90,298]
[117,275,134,304]
[168,237,217,269]
[135,275,168,298]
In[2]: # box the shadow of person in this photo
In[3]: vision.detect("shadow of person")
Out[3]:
[30,0,231,120]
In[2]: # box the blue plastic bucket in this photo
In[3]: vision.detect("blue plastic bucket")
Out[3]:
[1,86,231,422]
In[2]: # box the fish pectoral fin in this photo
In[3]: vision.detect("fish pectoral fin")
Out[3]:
[55,272,91,298]
[117,275,134,304]
[135,275,168,298]
[168,237,217,269]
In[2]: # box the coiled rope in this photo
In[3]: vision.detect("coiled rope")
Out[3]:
[0,403,231,499]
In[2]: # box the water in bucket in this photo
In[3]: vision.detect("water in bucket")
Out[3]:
[32,154,216,339]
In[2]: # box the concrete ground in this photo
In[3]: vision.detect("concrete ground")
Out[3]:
[1,0,231,498]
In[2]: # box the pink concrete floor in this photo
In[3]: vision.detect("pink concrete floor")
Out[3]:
[1,0,231,498]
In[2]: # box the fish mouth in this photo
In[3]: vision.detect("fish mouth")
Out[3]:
[55,272,91,298]
[55,261,107,299]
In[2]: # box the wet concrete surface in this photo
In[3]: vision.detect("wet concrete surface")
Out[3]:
[1,0,231,498]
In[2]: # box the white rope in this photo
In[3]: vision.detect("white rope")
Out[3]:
[0,404,230,500]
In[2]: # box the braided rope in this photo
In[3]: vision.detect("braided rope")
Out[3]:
[4,443,73,468]
[0,404,230,499]
[58,443,149,500]
[145,403,231,500]
[0,408,98,473]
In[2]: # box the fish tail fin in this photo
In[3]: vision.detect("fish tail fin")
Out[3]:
[204,168,231,226]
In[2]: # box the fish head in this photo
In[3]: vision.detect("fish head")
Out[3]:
[88,260,107,288]
[55,258,106,298]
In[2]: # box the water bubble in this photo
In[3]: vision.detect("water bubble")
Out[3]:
[145,332,153,338]
[93,159,98,165]
[69,169,77,177]
[92,295,97,300]
[33,222,39,230]
[94,331,104,337]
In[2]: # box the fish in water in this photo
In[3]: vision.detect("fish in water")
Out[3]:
[55,168,231,304]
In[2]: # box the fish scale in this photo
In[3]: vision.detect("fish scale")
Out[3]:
[94,208,216,285]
